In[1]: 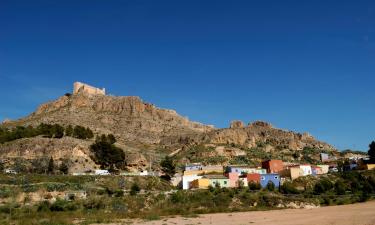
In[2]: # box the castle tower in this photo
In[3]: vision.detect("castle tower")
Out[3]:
[73,82,106,95]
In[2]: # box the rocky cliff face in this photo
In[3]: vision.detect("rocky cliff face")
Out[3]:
[5,93,213,145]
[206,121,335,151]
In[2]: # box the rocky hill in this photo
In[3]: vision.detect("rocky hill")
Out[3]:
[0,83,337,172]
[207,120,335,151]
[4,92,213,145]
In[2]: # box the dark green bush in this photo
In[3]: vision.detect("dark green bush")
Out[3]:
[248,181,261,191]
[266,181,276,192]
[130,183,141,196]
[37,201,51,212]
[280,182,300,194]
[334,180,347,195]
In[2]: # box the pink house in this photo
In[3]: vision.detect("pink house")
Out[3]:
[226,172,240,187]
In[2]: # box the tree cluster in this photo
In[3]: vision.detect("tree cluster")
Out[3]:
[90,134,125,170]
[0,124,94,144]
[160,156,176,181]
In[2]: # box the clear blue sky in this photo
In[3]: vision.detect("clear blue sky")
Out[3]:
[1,1,374,151]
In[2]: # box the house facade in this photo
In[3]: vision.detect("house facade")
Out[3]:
[262,160,284,173]
[190,178,210,189]
[365,164,375,170]
[204,175,230,188]
[317,165,329,174]
[226,166,266,175]
[320,153,329,162]
[299,165,312,176]
[247,173,261,184]
[312,166,323,176]
[182,175,202,190]
[227,172,240,187]
[185,164,203,171]
[289,167,303,180]
[260,174,280,188]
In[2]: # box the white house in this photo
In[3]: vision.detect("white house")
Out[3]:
[299,165,312,176]
[4,169,17,174]
[140,171,149,176]
[182,175,202,190]
[95,170,110,175]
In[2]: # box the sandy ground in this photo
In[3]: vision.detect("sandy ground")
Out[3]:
[103,201,375,225]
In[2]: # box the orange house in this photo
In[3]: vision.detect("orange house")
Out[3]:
[262,160,284,173]
[247,173,261,184]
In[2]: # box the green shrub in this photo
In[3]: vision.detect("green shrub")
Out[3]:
[314,178,333,194]
[266,181,276,192]
[46,183,67,192]
[50,199,68,211]
[248,182,261,191]
[130,183,141,196]
[0,187,11,198]
[334,180,347,195]
[280,182,300,194]
[114,189,124,197]
[239,192,257,205]
[170,191,188,204]
[37,201,51,212]
[83,197,106,210]
[213,192,232,208]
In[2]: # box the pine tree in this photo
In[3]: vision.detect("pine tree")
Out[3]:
[59,161,69,174]
[160,156,176,181]
[48,157,54,174]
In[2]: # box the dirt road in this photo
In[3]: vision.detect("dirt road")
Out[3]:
[109,201,375,225]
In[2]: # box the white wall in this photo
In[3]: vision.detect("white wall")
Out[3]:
[299,165,312,176]
[182,175,202,190]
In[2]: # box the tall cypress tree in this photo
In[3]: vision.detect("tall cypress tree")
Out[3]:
[48,157,54,174]
[369,141,375,163]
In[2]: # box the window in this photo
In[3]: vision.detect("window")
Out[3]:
[224,181,227,184]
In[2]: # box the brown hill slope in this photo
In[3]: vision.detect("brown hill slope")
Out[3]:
[4,92,213,145]
[1,83,337,172]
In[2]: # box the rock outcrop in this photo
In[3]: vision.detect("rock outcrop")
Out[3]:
[7,93,213,145]
[230,120,245,129]
[206,121,335,151]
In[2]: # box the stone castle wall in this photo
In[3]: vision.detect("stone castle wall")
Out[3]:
[73,82,106,96]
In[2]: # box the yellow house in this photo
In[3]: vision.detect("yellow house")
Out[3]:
[290,167,303,180]
[183,170,204,176]
[365,164,375,170]
[190,178,210,189]
[317,165,329,174]
[280,167,303,180]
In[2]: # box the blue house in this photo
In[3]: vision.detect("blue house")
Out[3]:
[185,164,203,171]
[225,166,244,174]
[260,174,280,188]
[225,166,266,175]
[343,163,358,172]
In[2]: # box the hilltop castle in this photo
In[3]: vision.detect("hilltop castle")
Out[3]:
[73,82,106,96]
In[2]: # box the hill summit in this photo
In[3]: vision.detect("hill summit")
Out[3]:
[0,82,336,172]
